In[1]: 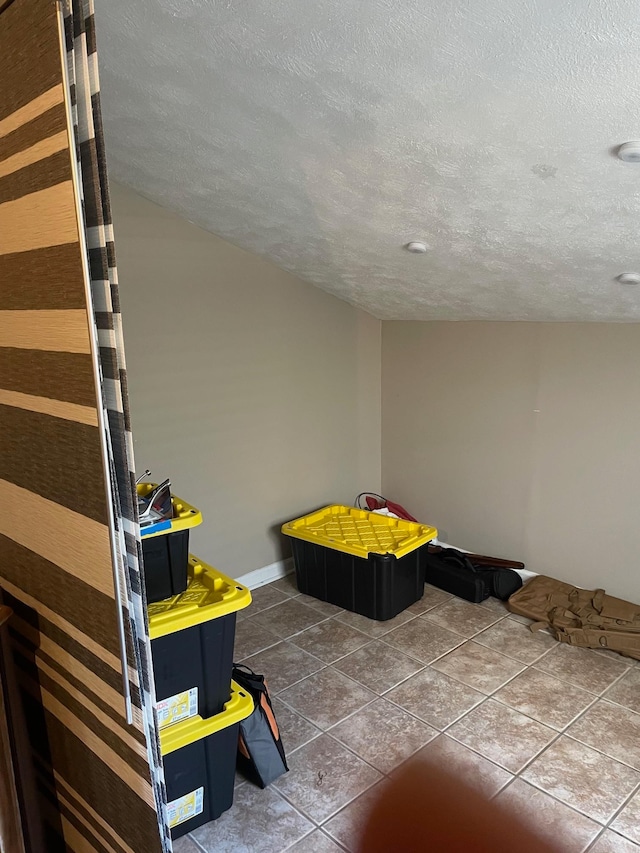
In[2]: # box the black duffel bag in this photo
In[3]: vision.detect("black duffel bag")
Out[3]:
[425,545,523,603]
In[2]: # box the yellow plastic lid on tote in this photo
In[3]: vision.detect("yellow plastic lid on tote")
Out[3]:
[148,555,252,640]
[160,680,253,755]
[136,483,203,539]
[282,505,437,560]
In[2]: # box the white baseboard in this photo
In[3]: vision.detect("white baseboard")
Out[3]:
[239,558,294,590]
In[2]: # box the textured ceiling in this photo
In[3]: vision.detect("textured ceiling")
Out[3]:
[96,0,640,321]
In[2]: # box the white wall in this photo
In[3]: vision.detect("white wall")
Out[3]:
[382,322,640,602]
[112,184,381,580]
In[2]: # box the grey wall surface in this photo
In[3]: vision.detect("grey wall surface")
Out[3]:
[112,184,381,579]
[382,322,640,602]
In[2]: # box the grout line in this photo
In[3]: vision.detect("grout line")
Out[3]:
[184,833,209,853]
[604,776,640,830]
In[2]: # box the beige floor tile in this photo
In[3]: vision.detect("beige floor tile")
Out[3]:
[279,668,376,729]
[241,642,324,694]
[322,782,387,852]
[274,734,382,823]
[474,617,558,664]
[252,597,328,639]
[405,583,453,614]
[508,612,535,625]
[589,831,640,853]
[233,616,280,660]
[431,641,525,693]
[405,734,512,797]
[422,598,504,638]
[496,779,601,852]
[290,618,369,664]
[479,596,511,615]
[288,830,344,852]
[247,584,291,614]
[191,784,313,853]
[295,593,344,617]
[335,607,416,638]
[522,736,640,823]
[567,700,640,770]
[448,699,556,772]
[536,644,630,694]
[329,698,438,773]
[611,790,640,845]
[494,668,595,730]
[271,574,301,597]
[383,617,463,664]
[604,668,640,714]
[272,698,321,753]
[172,837,201,853]
[333,640,424,693]
[385,667,484,729]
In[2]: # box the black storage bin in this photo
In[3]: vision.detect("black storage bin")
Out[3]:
[142,529,189,603]
[137,485,203,604]
[148,555,251,729]
[282,505,437,621]
[161,682,253,838]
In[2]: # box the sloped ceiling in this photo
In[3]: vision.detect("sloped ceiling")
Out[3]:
[96,0,640,320]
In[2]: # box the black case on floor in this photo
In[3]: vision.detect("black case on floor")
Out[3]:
[424,548,491,603]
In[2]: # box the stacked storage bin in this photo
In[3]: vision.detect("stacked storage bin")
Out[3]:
[138,486,253,839]
[282,505,437,620]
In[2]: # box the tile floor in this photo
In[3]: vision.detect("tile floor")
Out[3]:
[174,576,640,853]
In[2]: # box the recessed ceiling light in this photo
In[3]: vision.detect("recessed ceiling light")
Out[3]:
[404,241,428,253]
[616,272,640,285]
[616,142,640,162]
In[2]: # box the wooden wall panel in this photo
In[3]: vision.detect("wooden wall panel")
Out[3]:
[0,1,163,850]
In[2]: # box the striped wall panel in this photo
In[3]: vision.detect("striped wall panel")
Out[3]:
[0,1,164,850]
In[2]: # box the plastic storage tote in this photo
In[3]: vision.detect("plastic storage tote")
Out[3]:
[160,680,253,838]
[282,505,437,620]
[137,483,203,603]
[148,555,251,729]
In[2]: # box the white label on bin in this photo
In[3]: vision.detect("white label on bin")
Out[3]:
[156,687,198,730]
[166,787,204,829]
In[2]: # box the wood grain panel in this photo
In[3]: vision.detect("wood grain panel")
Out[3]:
[0,104,66,160]
[0,536,119,655]
[0,0,62,121]
[0,404,108,523]
[0,130,67,178]
[0,348,96,405]
[0,245,88,310]
[0,182,79,254]
[0,85,63,139]
[0,310,91,353]
[0,480,115,599]
[0,148,71,204]
[0,388,97,425]
[51,771,134,853]
[5,597,123,691]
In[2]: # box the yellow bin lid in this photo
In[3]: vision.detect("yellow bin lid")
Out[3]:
[282,504,437,560]
[160,680,253,755]
[148,555,252,640]
[137,483,203,538]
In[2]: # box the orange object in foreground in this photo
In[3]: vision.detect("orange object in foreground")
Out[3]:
[358,761,560,853]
